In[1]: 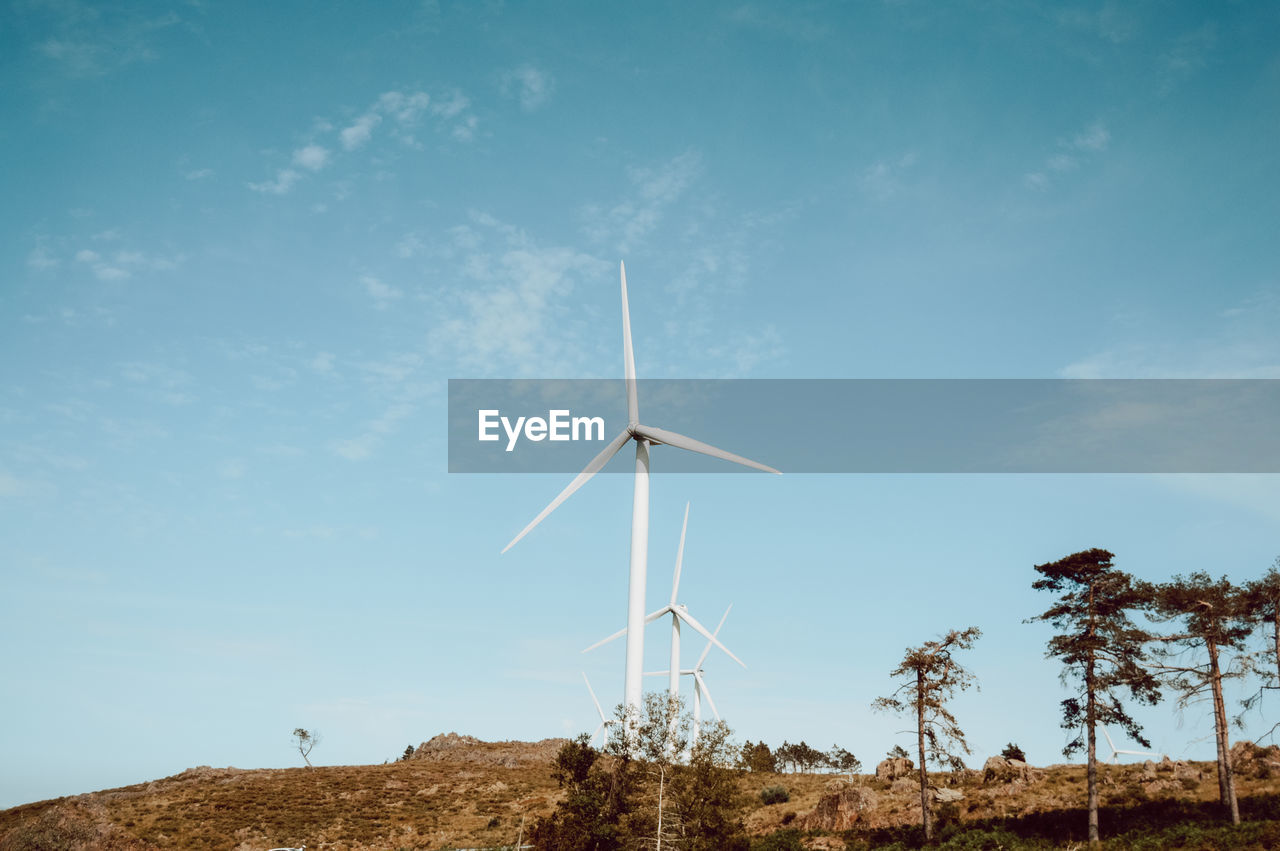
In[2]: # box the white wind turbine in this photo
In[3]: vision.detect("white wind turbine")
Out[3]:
[582,503,746,699]
[647,606,736,746]
[1101,727,1163,764]
[583,672,618,747]
[502,262,779,720]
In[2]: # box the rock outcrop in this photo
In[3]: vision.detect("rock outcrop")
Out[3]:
[875,757,914,781]
[409,733,569,768]
[982,756,1041,784]
[798,781,874,831]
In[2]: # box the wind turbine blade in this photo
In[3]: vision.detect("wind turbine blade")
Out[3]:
[1102,727,1116,751]
[582,625,628,654]
[620,262,638,425]
[675,608,745,668]
[593,721,607,744]
[644,670,670,677]
[697,605,733,668]
[645,605,674,625]
[632,425,780,475]
[502,428,631,553]
[671,502,689,604]
[583,672,606,722]
[695,671,720,721]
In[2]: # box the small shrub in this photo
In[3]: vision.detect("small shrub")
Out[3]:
[751,828,806,851]
[780,811,796,825]
[486,815,500,828]
[1000,742,1026,762]
[760,785,790,805]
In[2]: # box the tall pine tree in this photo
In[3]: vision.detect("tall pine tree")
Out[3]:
[1028,548,1160,845]
[1151,572,1253,824]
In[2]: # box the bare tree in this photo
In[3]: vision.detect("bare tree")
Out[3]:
[1150,572,1253,824]
[1027,548,1160,845]
[292,727,321,768]
[872,626,981,842]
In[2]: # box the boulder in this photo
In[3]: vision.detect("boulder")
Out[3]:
[933,787,965,803]
[982,756,1040,784]
[1230,740,1280,779]
[875,757,914,781]
[798,782,873,831]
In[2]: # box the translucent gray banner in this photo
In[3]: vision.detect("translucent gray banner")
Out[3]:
[447,379,1280,473]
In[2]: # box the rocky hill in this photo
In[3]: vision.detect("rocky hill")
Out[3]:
[3,737,1280,850]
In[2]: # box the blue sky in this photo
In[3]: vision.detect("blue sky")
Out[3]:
[3,0,1279,809]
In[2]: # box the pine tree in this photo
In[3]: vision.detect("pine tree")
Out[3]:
[1027,548,1160,845]
[1151,572,1253,824]
[872,626,980,842]
[1242,558,1280,712]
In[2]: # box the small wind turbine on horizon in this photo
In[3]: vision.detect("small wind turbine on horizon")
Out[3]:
[1101,727,1163,763]
[582,672,617,747]
[582,502,746,701]
[502,263,779,722]
[647,605,736,747]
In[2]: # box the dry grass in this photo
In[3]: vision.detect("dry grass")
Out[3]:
[3,746,1279,850]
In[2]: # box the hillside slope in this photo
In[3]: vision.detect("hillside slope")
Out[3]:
[4,736,1280,850]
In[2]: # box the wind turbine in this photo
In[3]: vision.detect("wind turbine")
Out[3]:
[502,262,779,720]
[582,503,746,698]
[583,672,617,747]
[1100,727,1162,763]
[647,605,736,747]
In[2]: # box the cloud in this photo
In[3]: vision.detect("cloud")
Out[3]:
[340,113,381,150]
[331,400,417,461]
[1072,122,1110,152]
[361,275,403,309]
[432,215,610,375]
[502,65,555,112]
[74,244,183,279]
[184,168,213,181]
[582,151,702,253]
[292,144,330,171]
[27,242,59,271]
[31,5,181,78]
[1023,121,1110,191]
[339,89,475,151]
[248,168,301,195]
[858,152,918,200]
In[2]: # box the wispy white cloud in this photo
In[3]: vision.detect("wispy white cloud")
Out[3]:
[184,168,214,181]
[361,275,403,309]
[582,151,702,253]
[73,243,183,279]
[1023,121,1110,191]
[858,152,918,200]
[292,144,331,171]
[340,113,382,151]
[432,214,610,376]
[1160,24,1217,94]
[29,3,181,78]
[27,242,59,271]
[248,167,301,195]
[501,65,555,112]
[1060,290,1280,379]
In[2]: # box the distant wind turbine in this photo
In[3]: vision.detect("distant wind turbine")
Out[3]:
[647,605,736,747]
[583,503,745,699]
[1101,727,1162,763]
[583,672,617,747]
[502,263,779,720]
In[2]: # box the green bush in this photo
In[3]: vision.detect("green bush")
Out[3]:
[750,828,806,850]
[760,785,790,805]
